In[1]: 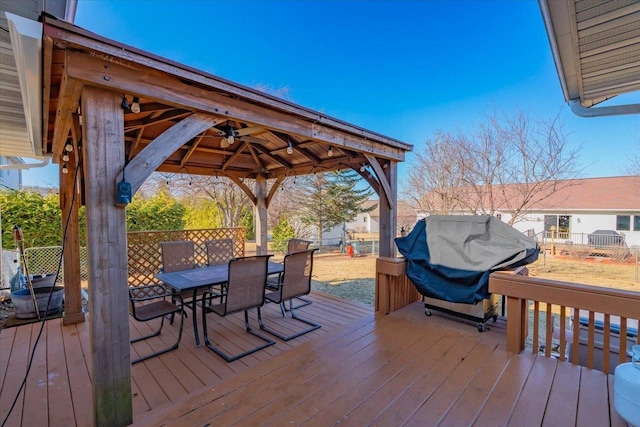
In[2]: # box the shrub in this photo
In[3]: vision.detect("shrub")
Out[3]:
[271,217,295,253]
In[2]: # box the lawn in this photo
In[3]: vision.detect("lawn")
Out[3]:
[310,252,639,306]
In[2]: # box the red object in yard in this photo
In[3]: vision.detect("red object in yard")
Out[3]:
[346,245,354,257]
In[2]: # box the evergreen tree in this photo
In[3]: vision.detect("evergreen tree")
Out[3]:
[296,170,375,244]
[271,217,295,253]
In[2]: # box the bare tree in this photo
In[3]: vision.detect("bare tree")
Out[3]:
[620,137,640,176]
[403,130,465,214]
[268,177,314,239]
[396,199,417,234]
[405,107,583,225]
[146,173,252,228]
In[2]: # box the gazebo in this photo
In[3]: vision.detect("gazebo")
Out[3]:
[5,13,412,425]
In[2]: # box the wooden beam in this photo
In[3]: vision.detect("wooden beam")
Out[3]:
[228,177,257,205]
[180,135,204,167]
[222,142,249,171]
[52,52,83,156]
[44,19,412,152]
[61,114,84,325]
[64,51,406,161]
[123,109,190,131]
[377,161,397,257]
[117,113,224,195]
[266,176,285,208]
[364,154,393,209]
[81,87,132,426]
[254,176,268,256]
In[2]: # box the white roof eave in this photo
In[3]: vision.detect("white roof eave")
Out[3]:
[5,13,43,158]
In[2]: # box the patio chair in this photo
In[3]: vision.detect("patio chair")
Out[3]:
[258,249,320,341]
[273,238,314,310]
[160,240,205,320]
[129,284,184,364]
[201,255,276,362]
[287,238,312,254]
[160,240,196,272]
[205,238,235,266]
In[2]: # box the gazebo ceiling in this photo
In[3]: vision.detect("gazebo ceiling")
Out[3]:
[42,16,412,181]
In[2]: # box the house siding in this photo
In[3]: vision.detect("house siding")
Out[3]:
[504,211,640,247]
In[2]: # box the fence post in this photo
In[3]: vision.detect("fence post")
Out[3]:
[636,246,640,283]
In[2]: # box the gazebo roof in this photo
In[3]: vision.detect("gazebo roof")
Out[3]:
[40,16,412,182]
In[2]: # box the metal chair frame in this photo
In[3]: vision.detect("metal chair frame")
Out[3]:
[201,255,275,362]
[129,284,185,364]
[284,238,314,310]
[259,249,320,341]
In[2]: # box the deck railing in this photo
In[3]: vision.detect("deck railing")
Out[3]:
[490,272,640,374]
[375,257,420,314]
[375,258,640,374]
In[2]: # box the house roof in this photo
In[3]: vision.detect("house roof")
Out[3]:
[518,176,640,211]
[421,176,640,214]
[539,0,640,111]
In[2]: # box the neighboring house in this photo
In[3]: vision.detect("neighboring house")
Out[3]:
[0,156,23,189]
[302,200,379,247]
[345,200,379,234]
[418,176,640,247]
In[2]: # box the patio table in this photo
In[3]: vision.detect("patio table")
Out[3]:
[155,261,284,346]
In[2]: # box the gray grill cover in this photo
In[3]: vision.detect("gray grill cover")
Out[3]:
[395,215,538,304]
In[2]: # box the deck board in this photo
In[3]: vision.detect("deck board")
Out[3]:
[0,295,625,427]
[541,360,580,427]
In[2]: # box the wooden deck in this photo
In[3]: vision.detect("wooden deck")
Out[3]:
[0,294,628,426]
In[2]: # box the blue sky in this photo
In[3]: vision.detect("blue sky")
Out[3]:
[22,0,639,187]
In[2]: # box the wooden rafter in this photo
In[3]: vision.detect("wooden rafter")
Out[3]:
[117,113,223,194]
[124,109,191,131]
[180,134,205,167]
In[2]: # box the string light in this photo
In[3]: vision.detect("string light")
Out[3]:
[65,143,73,152]
[62,164,69,174]
[131,97,141,113]
[62,153,69,162]
[360,163,366,172]
[286,139,293,155]
[328,146,333,157]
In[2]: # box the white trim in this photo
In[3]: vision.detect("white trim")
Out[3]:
[6,13,43,158]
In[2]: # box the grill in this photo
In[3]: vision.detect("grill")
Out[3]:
[396,215,538,331]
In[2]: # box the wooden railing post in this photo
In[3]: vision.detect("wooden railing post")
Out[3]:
[375,257,420,314]
[505,295,527,354]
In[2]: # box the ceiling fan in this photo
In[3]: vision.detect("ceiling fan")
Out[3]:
[215,122,269,148]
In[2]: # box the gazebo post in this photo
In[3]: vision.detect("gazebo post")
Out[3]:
[254,175,268,255]
[378,161,398,257]
[81,86,133,426]
[60,126,84,325]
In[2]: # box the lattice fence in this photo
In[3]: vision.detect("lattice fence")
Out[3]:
[23,246,88,283]
[127,228,246,286]
[11,228,246,288]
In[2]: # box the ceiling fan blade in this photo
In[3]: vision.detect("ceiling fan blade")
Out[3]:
[234,126,266,137]
[240,135,270,144]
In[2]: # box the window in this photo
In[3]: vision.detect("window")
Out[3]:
[616,215,630,231]
[544,215,557,232]
[634,215,640,232]
[544,215,571,237]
